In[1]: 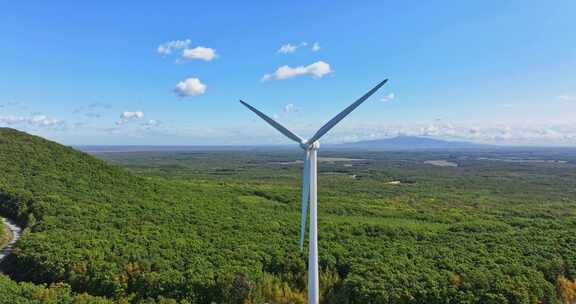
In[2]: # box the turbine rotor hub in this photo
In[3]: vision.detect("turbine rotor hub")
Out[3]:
[300,140,319,150]
[309,141,320,150]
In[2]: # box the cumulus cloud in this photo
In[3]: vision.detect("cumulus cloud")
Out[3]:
[158,39,217,62]
[182,46,217,61]
[120,111,144,120]
[312,42,321,52]
[558,95,576,102]
[262,61,333,81]
[420,120,456,137]
[116,111,144,125]
[174,78,207,97]
[157,39,191,55]
[381,92,395,102]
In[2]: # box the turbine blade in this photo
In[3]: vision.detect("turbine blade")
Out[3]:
[239,100,303,143]
[299,151,311,251]
[307,79,389,144]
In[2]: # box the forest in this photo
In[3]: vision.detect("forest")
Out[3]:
[0,127,576,303]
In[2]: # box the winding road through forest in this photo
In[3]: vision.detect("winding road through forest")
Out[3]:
[0,217,22,262]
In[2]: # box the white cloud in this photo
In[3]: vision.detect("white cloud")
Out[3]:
[28,115,62,127]
[0,115,26,125]
[420,120,456,137]
[158,40,217,62]
[277,42,311,54]
[381,92,395,102]
[558,95,576,102]
[278,43,298,54]
[312,42,321,52]
[116,111,144,125]
[182,46,217,61]
[157,39,191,55]
[67,118,576,145]
[142,119,160,127]
[0,114,64,129]
[262,61,333,81]
[174,78,207,97]
[120,111,144,120]
[321,121,576,145]
[283,103,298,113]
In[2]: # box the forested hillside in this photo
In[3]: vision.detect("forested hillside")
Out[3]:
[1,127,576,303]
[0,274,111,304]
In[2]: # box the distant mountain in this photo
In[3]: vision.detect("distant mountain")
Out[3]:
[335,136,490,150]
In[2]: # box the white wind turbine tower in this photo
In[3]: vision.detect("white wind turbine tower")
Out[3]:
[240,79,388,304]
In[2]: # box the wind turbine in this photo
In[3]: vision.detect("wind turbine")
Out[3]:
[240,79,388,304]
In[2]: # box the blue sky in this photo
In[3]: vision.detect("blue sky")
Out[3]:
[0,1,575,145]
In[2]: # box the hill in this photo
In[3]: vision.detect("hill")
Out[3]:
[0,128,308,303]
[336,136,490,150]
[0,128,575,303]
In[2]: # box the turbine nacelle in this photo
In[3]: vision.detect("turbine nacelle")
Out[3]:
[300,140,320,151]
